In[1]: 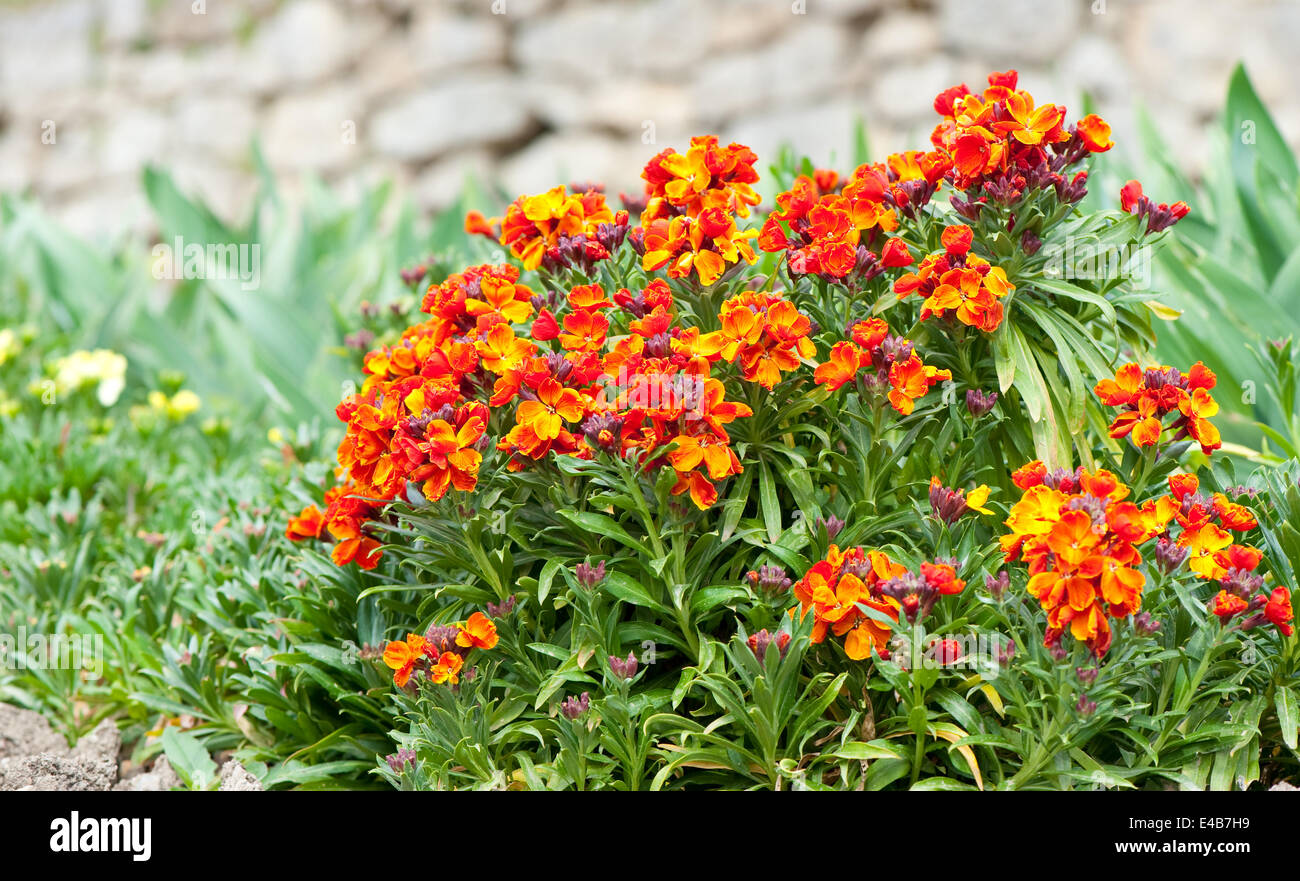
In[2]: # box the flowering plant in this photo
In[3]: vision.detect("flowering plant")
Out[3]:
[289,70,1297,791]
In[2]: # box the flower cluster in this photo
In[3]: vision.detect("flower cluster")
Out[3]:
[641,136,761,223]
[381,611,500,687]
[791,544,906,660]
[1162,473,1263,583]
[893,225,1014,333]
[790,546,968,661]
[813,317,952,414]
[1002,465,1166,656]
[47,348,127,407]
[756,171,914,280]
[1094,361,1222,455]
[640,208,758,286]
[1120,180,1190,234]
[929,69,1110,210]
[492,279,755,509]
[469,185,617,271]
[700,290,816,388]
[637,136,762,285]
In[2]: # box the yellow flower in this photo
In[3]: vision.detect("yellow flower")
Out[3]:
[965,485,993,515]
[149,389,202,421]
[0,328,20,366]
[51,349,127,406]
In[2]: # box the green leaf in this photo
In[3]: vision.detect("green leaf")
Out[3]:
[1276,687,1298,752]
[161,726,218,790]
[601,570,669,614]
[758,462,782,545]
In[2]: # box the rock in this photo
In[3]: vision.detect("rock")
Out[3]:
[119,48,196,103]
[150,0,245,44]
[262,85,365,172]
[526,77,691,138]
[72,719,122,772]
[0,753,116,792]
[0,704,68,759]
[867,57,957,125]
[250,0,361,87]
[515,0,716,80]
[100,107,172,177]
[218,759,264,791]
[412,151,495,212]
[1057,34,1130,103]
[31,123,103,196]
[726,99,890,172]
[369,77,532,162]
[811,0,884,17]
[498,132,645,201]
[0,0,94,95]
[407,10,508,73]
[859,12,940,67]
[690,22,852,125]
[175,95,259,162]
[99,0,149,47]
[938,0,1079,64]
[114,756,184,792]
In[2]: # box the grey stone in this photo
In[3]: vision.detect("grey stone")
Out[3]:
[691,21,853,124]
[218,759,264,791]
[250,0,363,87]
[498,132,645,202]
[369,78,531,162]
[0,753,115,791]
[0,704,68,759]
[262,85,365,172]
[938,0,1079,64]
[114,756,184,791]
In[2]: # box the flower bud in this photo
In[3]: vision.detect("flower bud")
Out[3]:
[608,652,638,680]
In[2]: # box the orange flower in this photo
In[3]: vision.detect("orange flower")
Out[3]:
[1075,114,1113,152]
[383,633,429,687]
[456,611,500,650]
[475,322,536,374]
[1095,362,1222,455]
[1263,588,1293,636]
[517,377,585,442]
[558,309,610,353]
[499,185,614,270]
[430,651,465,685]
[813,341,869,391]
[641,209,758,286]
[888,355,952,415]
[1003,465,1160,657]
[790,546,922,661]
[641,136,760,223]
[1211,590,1248,621]
[285,505,324,541]
[894,227,1012,333]
[702,291,814,389]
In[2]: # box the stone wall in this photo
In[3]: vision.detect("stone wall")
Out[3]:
[1,0,1296,239]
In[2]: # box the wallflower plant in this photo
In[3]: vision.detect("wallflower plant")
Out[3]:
[288,69,1298,791]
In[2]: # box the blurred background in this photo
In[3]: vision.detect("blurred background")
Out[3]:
[2,0,1298,239]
